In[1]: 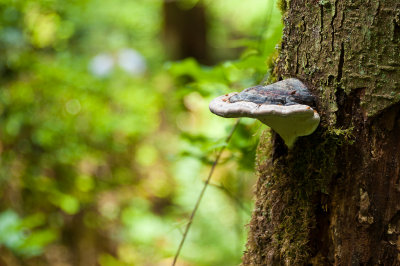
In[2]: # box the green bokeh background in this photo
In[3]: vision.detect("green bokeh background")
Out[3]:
[0,0,282,265]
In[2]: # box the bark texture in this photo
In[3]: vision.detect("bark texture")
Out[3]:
[243,0,400,265]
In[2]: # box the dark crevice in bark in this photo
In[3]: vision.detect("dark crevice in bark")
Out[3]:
[336,86,364,128]
[393,19,400,43]
[272,132,288,161]
[387,210,400,229]
[327,75,335,86]
[309,192,331,263]
[330,0,338,51]
[372,1,380,25]
[340,7,345,29]
[336,42,344,83]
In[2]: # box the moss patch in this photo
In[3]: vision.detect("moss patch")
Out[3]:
[246,126,354,264]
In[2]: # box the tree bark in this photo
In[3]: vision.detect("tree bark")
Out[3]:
[243,0,400,265]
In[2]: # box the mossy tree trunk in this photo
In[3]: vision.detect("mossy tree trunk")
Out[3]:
[242,0,400,265]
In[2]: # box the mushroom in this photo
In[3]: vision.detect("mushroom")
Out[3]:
[209,78,320,148]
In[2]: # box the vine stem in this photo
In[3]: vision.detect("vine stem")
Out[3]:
[172,118,241,266]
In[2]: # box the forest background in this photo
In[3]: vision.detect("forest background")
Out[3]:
[0,0,282,265]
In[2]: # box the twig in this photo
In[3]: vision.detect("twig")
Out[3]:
[172,118,241,266]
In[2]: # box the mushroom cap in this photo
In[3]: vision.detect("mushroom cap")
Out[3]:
[209,80,320,148]
[228,78,315,106]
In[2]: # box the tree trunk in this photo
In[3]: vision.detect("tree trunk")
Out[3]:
[162,1,210,64]
[243,0,400,265]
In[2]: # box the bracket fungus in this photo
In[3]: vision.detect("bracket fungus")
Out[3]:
[209,78,320,148]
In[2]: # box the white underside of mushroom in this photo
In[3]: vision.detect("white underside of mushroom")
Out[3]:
[209,93,320,148]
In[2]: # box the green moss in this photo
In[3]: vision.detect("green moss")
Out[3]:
[263,49,280,85]
[277,0,288,14]
[318,0,330,6]
[295,20,305,32]
[255,125,354,264]
[318,85,338,126]
[328,126,355,145]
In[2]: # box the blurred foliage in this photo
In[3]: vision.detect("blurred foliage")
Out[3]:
[0,0,282,265]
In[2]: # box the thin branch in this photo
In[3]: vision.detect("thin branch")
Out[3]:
[172,119,241,266]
